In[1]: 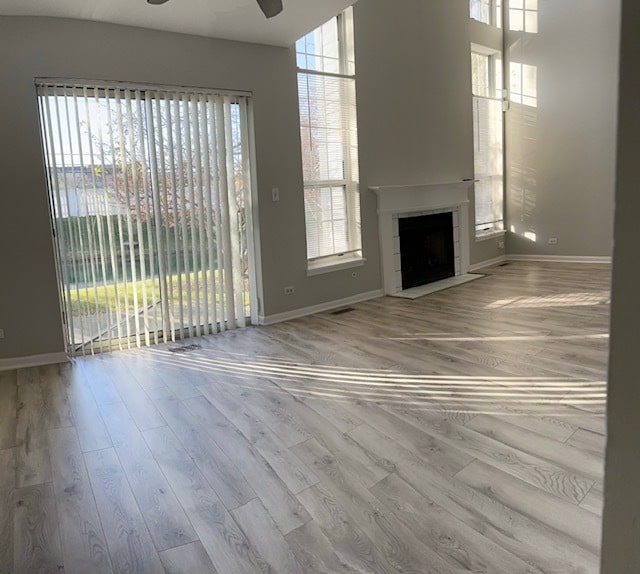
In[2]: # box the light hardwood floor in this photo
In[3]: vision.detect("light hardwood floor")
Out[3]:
[0,262,609,573]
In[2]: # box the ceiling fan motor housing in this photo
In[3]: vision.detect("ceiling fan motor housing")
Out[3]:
[146,0,283,18]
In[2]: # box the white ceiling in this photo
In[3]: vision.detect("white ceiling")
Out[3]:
[0,0,355,47]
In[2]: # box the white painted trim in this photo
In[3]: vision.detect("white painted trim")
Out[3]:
[475,229,506,242]
[372,182,472,296]
[0,351,69,372]
[391,274,484,299]
[470,254,611,271]
[259,289,384,326]
[307,256,366,276]
[470,255,507,271]
[377,200,470,216]
[507,255,612,264]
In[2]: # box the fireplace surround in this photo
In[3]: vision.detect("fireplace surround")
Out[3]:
[370,181,472,296]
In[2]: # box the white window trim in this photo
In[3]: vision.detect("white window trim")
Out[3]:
[307,253,366,276]
[475,229,506,242]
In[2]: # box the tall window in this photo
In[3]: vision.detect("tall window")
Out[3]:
[296,8,361,265]
[471,48,505,236]
[38,82,257,354]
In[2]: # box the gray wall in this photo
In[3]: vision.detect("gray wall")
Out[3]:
[601,0,640,569]
[0,3,483,359]
[505,0,619,256]
[355,0,503,268]
[0,16,309,358]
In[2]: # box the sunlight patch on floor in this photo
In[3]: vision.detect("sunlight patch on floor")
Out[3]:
[486,292,610,309]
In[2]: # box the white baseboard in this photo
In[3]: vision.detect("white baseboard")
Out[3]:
[469,255,508,271]
[0,351,69,372]
[259,289,384,326]
[462,253,611,273]
[507,254,612,264]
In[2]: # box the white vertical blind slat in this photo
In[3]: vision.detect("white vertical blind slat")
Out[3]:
[200,95,218,333]
[215,99,236,330]
[163,95,184,340]
[224,97,245,328]
[184,95,202,337]
[135,92,160,345]
[192,94,209,334]
[115,89,142,348]
[208,99,226,332]
[94,88,124,349]
[153,92,176,341]
[105,91,133,348]
[239,99,258,325]
[126,91,152,348]
[174,95,194,339]
[145,93,172,343]
[82,87,117,347]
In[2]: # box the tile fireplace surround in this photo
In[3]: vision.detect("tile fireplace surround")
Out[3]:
[370,181,472,296]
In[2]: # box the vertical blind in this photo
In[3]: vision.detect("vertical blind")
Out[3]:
[37,82,255,355]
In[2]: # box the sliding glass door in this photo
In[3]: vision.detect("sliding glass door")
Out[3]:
[37,81,257,355]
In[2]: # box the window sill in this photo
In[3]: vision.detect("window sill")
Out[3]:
[475,229,506,242]
[307,255,366,276]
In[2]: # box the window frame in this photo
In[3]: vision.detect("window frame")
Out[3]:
[470,0,502,28]
[508,0,538,33]
[296,8,363,271]
[471,45,506,239]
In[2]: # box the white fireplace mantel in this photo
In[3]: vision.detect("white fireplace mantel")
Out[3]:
[370,181,473,296]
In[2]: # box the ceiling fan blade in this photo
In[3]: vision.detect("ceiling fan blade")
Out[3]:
[256,0,283,18]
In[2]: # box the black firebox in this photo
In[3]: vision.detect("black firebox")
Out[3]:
[399,212,455,290]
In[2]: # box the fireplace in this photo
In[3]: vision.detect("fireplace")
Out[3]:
[399,212,455,289]
[370,181,472,295]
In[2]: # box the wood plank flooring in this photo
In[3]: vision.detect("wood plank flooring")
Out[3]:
[0,262,609,573]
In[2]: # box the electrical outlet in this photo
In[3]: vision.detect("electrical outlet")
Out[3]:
[498,240,505,249]
[0,328,4,339]
[284,285,295,295]
[548,238,558,245]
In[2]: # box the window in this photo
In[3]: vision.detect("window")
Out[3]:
[470,0,502,28]
[471,49,505,236]
[38,82,257,354]
[296,8,361,267]
[471,52,503,99]
[509,0,538,33]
